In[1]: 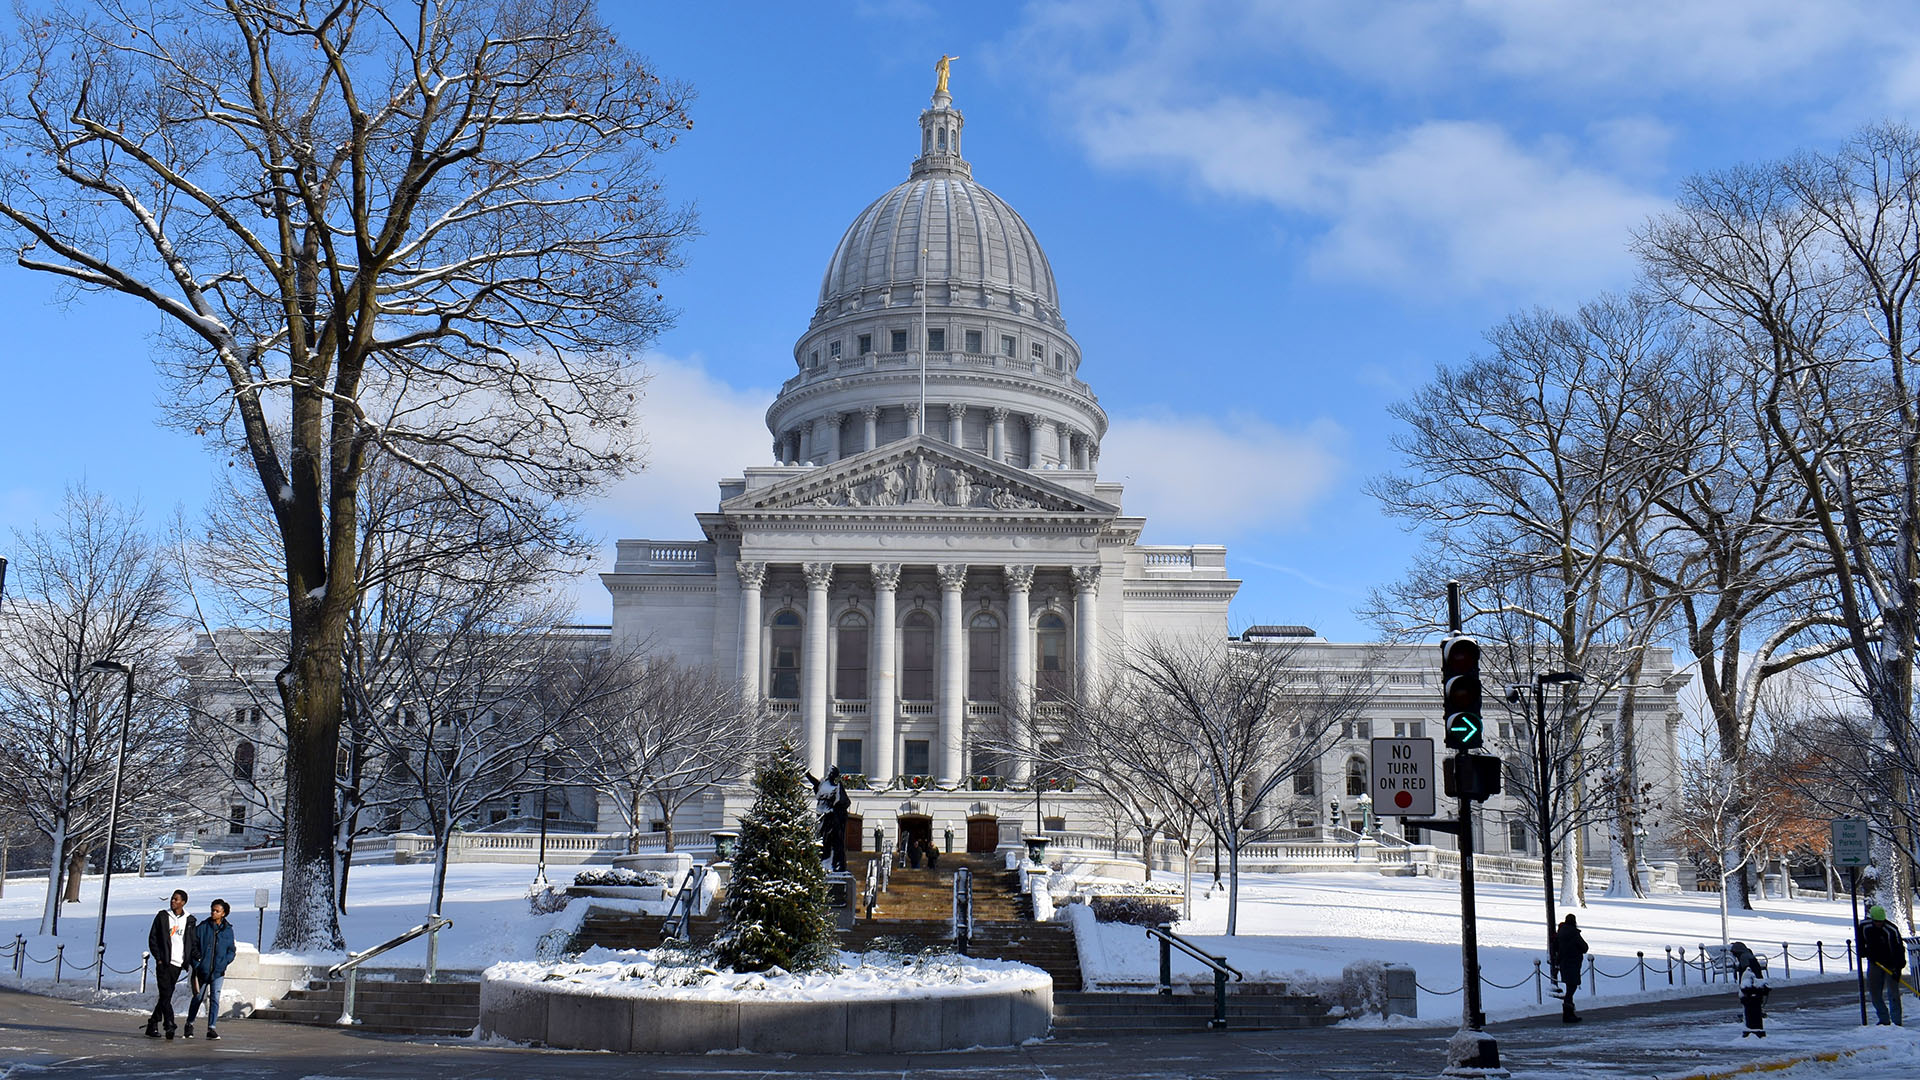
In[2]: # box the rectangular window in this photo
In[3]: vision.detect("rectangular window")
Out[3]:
[1292,767,1315,796]
[809,350,820,367]
[902,620,935,700]
[836,739,864,776]
[1508,820,1529,852]
[1405,824,1422,845]
[1001,334,1016,357]
[835,622,869,700]
[829,340,842,358]
[1357,720,1372,740]
[968,622,1002,701]
[891,329,908,352]
[1030,342,1045,360]
[1393,720,1425,738]
[903,739,931,776]
[1341,720,1353,740]
[1055,351,1065,370]
[927,328,946,352]
[1498,722,1515,741]
[964,329,982,353]
[1599,723,1615,742]
[228,804,246,835]
[858,333,872,355]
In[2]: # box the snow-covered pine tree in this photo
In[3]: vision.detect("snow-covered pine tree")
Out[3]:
[709,753,836,973]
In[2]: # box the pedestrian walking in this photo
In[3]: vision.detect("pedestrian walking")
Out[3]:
[144,889,197,1040]
[924,837,940,871]
[1555,914,1588,1024]
[183,898,237,1041]
[1728,941,1770,1037]
[1858,904,1907,1026]
[906,834,922,869]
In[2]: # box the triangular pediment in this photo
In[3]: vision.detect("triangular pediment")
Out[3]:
[724,436,1115,515]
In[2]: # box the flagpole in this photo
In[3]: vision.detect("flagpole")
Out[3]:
[919,243,928,433]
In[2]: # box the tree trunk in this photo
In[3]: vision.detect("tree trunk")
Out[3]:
[627,791,643,855]
[62,845,87,902]
[1225,831,1241,936]
[38,818,67,935]
[1139,826,1156,883]
[274,626,347,951]
[1560,828,1582,906]
[659,799,676,854]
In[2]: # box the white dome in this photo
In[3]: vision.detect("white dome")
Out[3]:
[816,174,1060,322]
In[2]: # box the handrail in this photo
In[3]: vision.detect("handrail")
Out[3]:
[864,860,880,918]
[660,864,709,942]
[952,866,974,953]
[327,913,453,1026]
[1147,923,1243,1031]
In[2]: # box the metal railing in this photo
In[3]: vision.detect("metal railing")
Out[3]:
[9,934,152,990]
[1148,923,1244,1030]
[1408,939,1868,1005]
[952,866,974,954]
[660,865,709,943]
[326,914,454,1026]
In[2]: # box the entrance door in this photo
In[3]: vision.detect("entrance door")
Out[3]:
[844,812,865,854]
[896,814,933,859]
[966,814,1000,853]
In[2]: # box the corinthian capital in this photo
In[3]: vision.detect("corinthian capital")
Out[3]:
[869,562,902,590]
[803,562,835,590]
[1072,564,1102,593]
[1003,564,1036,592]
[938,563,969,590]
[736,561,768,590]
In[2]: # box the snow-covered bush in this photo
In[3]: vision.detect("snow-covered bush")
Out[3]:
[1091,897,1180,927]
[572,867,673,889]
[528,886,570,915]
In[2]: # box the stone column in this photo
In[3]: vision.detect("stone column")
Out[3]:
[736,561,767,704]
[937,563,968,783]
[1058,426,1073,466]
[906,402,922,437]
[828,413,845,462]
[1004,564,1035,783]
[810,415,835,464]
[946,403,966,445]
[990,407,1008,462]
[869,563,900,781]
[1024,415,1044,468]
[781,431,798,466]
[862,405,879,452]
[1073,564,1101,700]
[1071,433,1089,470]
[802,562,834,776]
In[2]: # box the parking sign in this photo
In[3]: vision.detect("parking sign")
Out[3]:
[1371,737,1436,818]
[1831,819,1871,867]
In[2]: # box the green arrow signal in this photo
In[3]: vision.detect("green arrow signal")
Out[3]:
[1449,715,1480,738]
[1445,712,1483,750]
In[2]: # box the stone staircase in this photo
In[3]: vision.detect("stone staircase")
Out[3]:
[249,977,480,1036]
[1050,988,1336,1038]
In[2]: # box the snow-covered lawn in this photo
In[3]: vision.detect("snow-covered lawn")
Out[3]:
[0,863,571,989]
[1073,870,1871,1022]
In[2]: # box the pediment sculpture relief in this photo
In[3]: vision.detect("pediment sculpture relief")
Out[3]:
[757,449,1080,512]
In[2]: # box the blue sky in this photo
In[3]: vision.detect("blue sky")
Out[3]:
[5,0,1920,641]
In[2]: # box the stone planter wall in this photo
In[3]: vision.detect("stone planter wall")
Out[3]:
[479,974,1052,1053]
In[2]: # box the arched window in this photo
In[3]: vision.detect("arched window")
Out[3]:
[836,612,869,700]
[1036,612,1069,700]
[233,739,255,782]
[769,610,802,699]
[967,612,1001,701]
[902,611,936,700]
[1346,756,1368,797]
[937,128,947,151]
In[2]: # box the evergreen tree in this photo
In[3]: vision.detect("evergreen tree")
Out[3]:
[709,753,835,972]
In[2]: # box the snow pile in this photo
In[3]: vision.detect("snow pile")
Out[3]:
[571,867,672,889]
[485,946,1049,1001]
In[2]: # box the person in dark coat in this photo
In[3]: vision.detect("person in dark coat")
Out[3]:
[1555,914,1589,1023]
[1727,941,1770,1037]
[1859,904,1907,1026]
[145,889,198,1040]
[924,837,940,871]
[184,899,237,1040]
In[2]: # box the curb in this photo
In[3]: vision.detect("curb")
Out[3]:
[1665,1046,1872,1080]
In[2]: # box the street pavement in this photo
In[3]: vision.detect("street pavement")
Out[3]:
[0,980,1903,1078]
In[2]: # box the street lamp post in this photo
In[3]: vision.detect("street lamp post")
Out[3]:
[1509,670,1582,992]
[532,737,553,890]
[87,659,135,992]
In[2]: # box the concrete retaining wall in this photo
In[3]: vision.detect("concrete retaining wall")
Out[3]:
[479,974,1052,1053]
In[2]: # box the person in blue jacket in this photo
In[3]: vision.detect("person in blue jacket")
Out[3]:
[184,899,237,1040]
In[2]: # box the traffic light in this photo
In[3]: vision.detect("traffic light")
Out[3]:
[1440,634,1484,751]
[1443,753,1504,801]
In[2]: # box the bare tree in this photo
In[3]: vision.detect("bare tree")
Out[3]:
[0,0,694,949]
[566,655,765,854]
[1637,125,1920,924]
[1671,713,1799,947]
[0,487,187,934]
[1102,634,1372,935]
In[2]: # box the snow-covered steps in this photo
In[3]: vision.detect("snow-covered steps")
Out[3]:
[1049,989,1334,1038]
[249,978,480,1036]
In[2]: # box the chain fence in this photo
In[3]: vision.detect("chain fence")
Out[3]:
[1412,939,1858,1004]
[9,934,152,992]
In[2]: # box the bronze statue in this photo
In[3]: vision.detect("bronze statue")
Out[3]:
[935,54,957,96]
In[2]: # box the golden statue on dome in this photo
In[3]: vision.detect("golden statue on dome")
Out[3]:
[934,54,958,96]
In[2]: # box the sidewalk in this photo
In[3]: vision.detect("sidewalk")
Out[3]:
[0,979,1912,1078]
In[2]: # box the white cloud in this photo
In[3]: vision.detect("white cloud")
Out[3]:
[1098,411,1344,538]
[590,353,775,541]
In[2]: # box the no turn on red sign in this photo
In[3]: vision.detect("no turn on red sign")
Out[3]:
[1372,737,1436,818]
